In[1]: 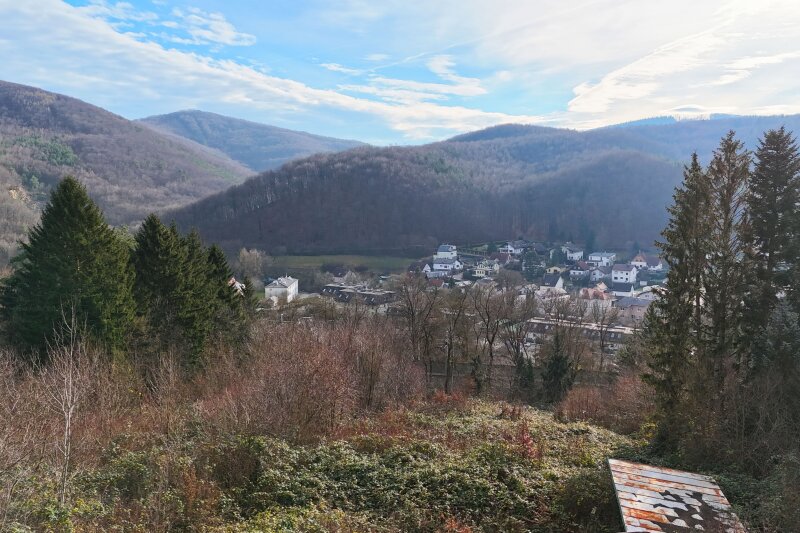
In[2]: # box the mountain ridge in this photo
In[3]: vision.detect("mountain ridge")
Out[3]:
[138,109,366,173]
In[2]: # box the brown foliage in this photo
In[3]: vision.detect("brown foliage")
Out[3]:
[554,372,655,435]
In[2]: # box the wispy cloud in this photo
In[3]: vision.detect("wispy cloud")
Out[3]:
[172,7,256,47]
[0,0,541,141]
[320,63,363,75]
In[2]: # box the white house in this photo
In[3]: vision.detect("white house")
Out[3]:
[611,282,635,297]
[562,243,584,261]
[630,252,664,272]
[569,261,590,280]
[434,244,457,260]
[265,276,299,303]
[433,257,463,272]
[541,273,564,290]
[474,260,500,278]
[588,252,617,267]
[589,266,610,282]
[611,264,638,284]
[228,277,246,296]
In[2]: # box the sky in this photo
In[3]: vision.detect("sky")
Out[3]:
[0,0,799,144]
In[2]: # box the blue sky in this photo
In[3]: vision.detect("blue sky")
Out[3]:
[1,1,799,144]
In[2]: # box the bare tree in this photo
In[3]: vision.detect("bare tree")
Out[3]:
[589,301,620,372]
[396,275,441,380]
[441,287,470,394]
[41,309,92,506]
[470,284,508,394]
[500,291,538,393]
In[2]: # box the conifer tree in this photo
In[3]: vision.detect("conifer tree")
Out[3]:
[644,154,711,446]
[207,245,249,344]
[131,214,186,350]
[0,177,135,358]
[744,127,800,361]
[704,132,751,381]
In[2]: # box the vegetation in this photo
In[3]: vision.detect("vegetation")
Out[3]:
[140,110,364,173]
[0,80,252,266]
[641,127,800,531]
[170,115,800,257]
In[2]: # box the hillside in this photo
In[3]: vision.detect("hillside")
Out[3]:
[168,114,800,256]
[0,80,253,264]
[139,110,365,173]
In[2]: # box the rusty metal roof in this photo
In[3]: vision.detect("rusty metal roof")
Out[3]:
[609,459,746,532]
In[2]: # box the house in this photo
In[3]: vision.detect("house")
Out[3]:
[569,261,591,280]
[489,252,511,265]
[474,259,500,278]
[562,243,584,261]
[613,297,652,323]
[636,285,663,301]
[530,242,549,256]
[541,273,564,290]
[227,277,246,296]
[499,239,533,256]
[546,265,568,274]
[611,264,638,284]
[611,282,635,297]
[433,257,463,272]
[321,284,395,305]
[265,276,299,303]
[588,252,617,267]
[434,244,458,260]
[630,252,664,272]
[589,266,611,282]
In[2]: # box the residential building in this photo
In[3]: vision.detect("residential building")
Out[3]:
[588,251,617,267]
[541,273,564,290]
[227,276,246,296]
[589,266,611,282]
[569,261,591,280]
[613,297,652,323]
[434,244,457,260]
[562,243,584,261]
[265,276,299,303]
[611,264,638,284]
[611,282,635,297]
[474,259,500,278]
[433,257,463,272]
[630,252,664,272]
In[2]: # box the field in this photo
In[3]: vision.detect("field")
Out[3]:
[269,254,421,273]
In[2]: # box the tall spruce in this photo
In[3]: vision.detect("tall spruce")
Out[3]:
[704,132,751,381]
[132,214,186,351]
[207,245,248,344]
[744,127,800,361]
[645,153,711,447]
[0,177,135,358]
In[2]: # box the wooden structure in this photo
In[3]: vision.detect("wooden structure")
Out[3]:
[609,459,746,532]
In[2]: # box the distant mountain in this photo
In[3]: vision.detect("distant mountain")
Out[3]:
[0,80,252,264]
[169,114,800,257]
[139,110,365,173]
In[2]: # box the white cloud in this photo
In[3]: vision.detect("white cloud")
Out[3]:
[0,0,541,141]
[78,0,158,22]
[364,53,389,62]
[171,7,256,46]
[320,63,363,75]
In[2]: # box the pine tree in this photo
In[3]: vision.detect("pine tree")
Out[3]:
[207,245,249,344]
[704,132,751,380]
[0,177,135,358]
[644,154,711,447]
[744,127,800,363]
[178,230,215,366]
[131,214,186,353]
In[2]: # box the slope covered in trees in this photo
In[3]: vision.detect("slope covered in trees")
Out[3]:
[0,80,252,264]
[170,114,800,255]
[139,110,365,173]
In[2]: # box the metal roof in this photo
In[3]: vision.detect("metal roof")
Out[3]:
[609,459,746,533]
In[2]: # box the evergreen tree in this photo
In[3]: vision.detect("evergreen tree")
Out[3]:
[131,214,186,352]
[207,245,249,344]
[644,154,711,447]
[541,330,575,403]
[0,177,134,358]
[744,128,800,363]
[704,132,751,381]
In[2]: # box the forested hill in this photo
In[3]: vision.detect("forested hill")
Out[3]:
[139,110,365,173]
[168,114,800,256]
[0,80,254,263]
